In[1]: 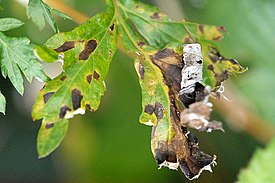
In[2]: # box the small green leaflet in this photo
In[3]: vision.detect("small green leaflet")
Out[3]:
[32,0,116,158]
[0,18,24,32]
[0,91,6,115]
[237,138,275,183]
[0,17,49,102]
[0,31,49,95]
[27,0,71,33]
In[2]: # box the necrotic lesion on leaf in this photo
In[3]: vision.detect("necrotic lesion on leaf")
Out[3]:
[32,0,117,158]
[116,0,239,179]
[30,0,247,177]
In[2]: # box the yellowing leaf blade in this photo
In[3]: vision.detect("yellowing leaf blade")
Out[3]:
[32,1,116,158]
[37,119,69,158]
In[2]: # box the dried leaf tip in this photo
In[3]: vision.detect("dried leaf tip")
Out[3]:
[185,155,217,180]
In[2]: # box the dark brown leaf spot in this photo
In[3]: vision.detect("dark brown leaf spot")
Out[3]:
[139,63,145,80]
[184,37,192,43]
[43,92,55,103]
[59,106,71,118]
[60,75,67,81]
[86,74,93,84]
[109,49,113,57]
[54,41,75,52]
[144,102,164,121]
[145,104,154,115]
[216,70,229,86]
[155,49,174,60]
[79,40,97,60]
[150,12,161,19]
[93,71,100,80]
[45,123,54,129]
[199,24,204,34]
[72,89,83,110]
[85,104,94,112]
[138,41,145,47]
[154,102,164,121]
[208,47,223,63]
[110,24,114,31]
[217,26,226,32]
[207,64,214,71]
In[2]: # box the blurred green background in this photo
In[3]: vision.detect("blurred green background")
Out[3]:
[0,0,274,182]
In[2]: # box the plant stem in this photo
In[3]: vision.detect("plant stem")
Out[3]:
[45,0,89,24]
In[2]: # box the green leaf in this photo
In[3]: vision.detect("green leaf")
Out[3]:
[117,0,246,91]
[32,0,116,157]
[0,32,49,95]
[27,0,70,33]
[237,138,275,183]
[0,18,24,31]
[0,91,6,115]
[117,0,224,49]
[34,45,59,63]
[51,9,72,20]
[37,119,69,158]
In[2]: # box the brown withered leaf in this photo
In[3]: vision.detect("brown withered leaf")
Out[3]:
[151,98,217,180]
[149,47,218,179]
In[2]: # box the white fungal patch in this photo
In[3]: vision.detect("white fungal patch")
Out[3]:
[64,108,85,119]
[158,160,179,170]
[180,43,203,95]
[143,120,154,126]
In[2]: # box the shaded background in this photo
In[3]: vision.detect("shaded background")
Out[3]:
[0,0,274,182]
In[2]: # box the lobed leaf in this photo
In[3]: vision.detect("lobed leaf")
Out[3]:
[32,0,116,157]
[27,0,71,33]
[117,0,224,48]
[117,0,245,92]
[0,18,24,32]
[0,32,49,95]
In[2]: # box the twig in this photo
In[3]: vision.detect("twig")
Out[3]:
[213,84,275,144]
[45,0,89,24]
